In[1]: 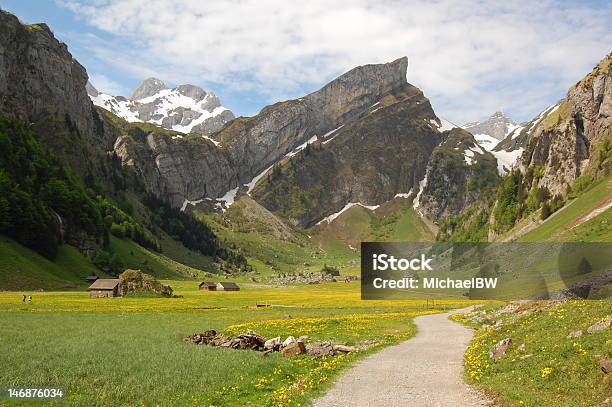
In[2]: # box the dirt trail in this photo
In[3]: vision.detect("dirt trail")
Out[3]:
[313,309,490,407]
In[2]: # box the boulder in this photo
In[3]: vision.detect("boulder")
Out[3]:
[490,338,512,360]
[282,336,297,347]
[333,345,358,353]
[587,316,611,334]
[306,341,335,357]
[264,337,281,350]
[281,341,306,357]
[601,359,612,374]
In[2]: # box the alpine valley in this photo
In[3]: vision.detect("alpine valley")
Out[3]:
[0,9,610,290]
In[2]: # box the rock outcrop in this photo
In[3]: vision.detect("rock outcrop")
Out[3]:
[510,54,611,196]
[110,119,238,208]
[0,12,94,142]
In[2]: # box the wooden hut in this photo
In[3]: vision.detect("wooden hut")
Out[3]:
[216,282,240,291]
[88,279,122,298]
[199,281,217,291]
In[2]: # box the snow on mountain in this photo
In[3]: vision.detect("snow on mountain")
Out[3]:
[463,111,517,140]
[473,133,500,151]
[87,79,235,141]
[316,202,380,225]
[490,148,524,176]
[429,117,458,132]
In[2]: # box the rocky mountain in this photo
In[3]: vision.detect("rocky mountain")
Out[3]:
[414,128,499,220]
[87,79,235,136]
[115,57,442,212]
[440,53,611,242]
[250,79,443,226]
[496,54,611,197]
[1,7,609,255]
[517,55,610,195]
[0,10,251,273]
[463,111,518,141]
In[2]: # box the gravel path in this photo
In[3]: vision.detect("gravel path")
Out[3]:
[312,308,490,407]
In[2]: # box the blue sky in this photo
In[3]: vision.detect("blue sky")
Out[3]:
[1,0,610,124]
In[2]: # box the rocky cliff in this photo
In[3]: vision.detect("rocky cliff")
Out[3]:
[0,11,115,253]
[215,57,412,185]
[107,112,238,208]
[515,54,611,196]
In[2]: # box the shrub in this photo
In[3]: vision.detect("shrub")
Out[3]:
[119,269,173,297]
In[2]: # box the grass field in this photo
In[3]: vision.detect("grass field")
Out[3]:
[454,301,611,407]
[0,282,475,406]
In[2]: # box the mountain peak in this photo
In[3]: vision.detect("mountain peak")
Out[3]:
[462,111,517,140]
[130,77,167,100]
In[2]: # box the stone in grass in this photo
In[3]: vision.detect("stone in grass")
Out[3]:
[587,316,611,334]
[490,338,512,360]
[264,337,281,350]
[333,345,357,353]
[567,330,583,339]
[282,336,296,347]
[601,359,612,374]
[306,341,335,357]
[281,341,306,357]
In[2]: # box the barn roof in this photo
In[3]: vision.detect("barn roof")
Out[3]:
[88,279,120,290]
[217,282,239,289]
[199,281,216,287]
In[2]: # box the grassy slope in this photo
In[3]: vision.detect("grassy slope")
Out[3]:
[108,236,210,279]
[455,302,611,407]
[517,177,611,242]
[0,235,102,290]
[198,197,362,278]
[315,197,434,246]
[0,232,218,290]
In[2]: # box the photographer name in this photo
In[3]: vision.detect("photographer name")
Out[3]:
[372,277,498,289]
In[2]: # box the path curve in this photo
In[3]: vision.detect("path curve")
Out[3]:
[313,308,490,407]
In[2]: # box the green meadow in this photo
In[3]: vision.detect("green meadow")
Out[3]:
[0,282,473,406]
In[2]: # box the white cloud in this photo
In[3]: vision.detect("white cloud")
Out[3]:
[59,0,612,123]
[88,72,128,96]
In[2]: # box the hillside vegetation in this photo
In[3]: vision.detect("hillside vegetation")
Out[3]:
[455,302,611,406]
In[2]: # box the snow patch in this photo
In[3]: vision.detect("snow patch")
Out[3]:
[394,189,413,199]
[286,135,318,158]
[490,148,524,175]
[473,134,500,151]
[509,125,525,140]
[316,202,380,225]
[244,164,275,194]
[413,172,428,209]
[430,117,457,132]
[180,198,204,212]
[215,187,238,212]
